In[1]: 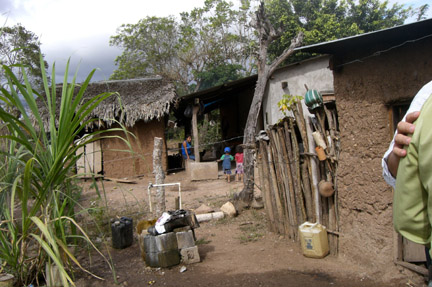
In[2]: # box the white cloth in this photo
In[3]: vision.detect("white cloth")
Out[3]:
[382,80,432,187]
[155,212,171,234]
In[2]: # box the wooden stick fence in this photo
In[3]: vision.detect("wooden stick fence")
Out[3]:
[256,100,340,254]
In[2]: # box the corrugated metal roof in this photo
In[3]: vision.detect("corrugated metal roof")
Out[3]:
[296,18,432,55]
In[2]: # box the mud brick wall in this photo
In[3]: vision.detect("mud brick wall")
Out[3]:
[102,119,167,178]
[333,36,432,269]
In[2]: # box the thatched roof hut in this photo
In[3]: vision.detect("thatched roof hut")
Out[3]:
[37,76,178,130]
[36,77,177,178]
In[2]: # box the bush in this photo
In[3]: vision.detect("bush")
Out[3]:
[0,55,123,286]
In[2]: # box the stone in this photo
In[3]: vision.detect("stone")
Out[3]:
[251,198,264,209]
[138,233,145,259]
[145,250,180,268]
[176,230,195,249]
[180,246,200,264]
[194,204,215,215]
[220,201,237,217]
[188,161,218,181]
[143,232,178,253]
[179,266,187,273]
[173,226,191,233]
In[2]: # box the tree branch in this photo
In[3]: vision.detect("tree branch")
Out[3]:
[269,31,304,74]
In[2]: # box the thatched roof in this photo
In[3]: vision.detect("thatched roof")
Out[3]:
[37,77,178,129]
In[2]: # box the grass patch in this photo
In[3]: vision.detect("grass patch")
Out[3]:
[238,222,265,244]
[195,237,212,245]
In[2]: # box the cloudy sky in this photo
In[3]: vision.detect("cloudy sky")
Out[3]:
[1,0,431,83]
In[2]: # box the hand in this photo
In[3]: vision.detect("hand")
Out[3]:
[387,111,420,177]
[392,111,420,157]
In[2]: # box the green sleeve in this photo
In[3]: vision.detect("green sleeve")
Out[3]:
[220,155,225,160]
[230,155,234,161]
[394,94,432,245]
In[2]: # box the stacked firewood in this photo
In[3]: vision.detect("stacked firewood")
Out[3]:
[256,97,340,254]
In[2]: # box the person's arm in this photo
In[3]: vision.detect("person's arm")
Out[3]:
[183,141,189,159]
[387,111,419,176]
[383,81,432,186]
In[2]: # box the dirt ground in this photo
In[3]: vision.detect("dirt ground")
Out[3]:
[72,170,426,287]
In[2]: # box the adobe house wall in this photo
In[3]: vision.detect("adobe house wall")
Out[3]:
[333,36,432,270]
[102,119,167,178]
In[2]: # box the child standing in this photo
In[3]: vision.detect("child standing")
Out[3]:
[220,147,234,182]
[235,146,244,182]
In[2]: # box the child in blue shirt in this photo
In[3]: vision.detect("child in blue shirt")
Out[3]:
[220,147,234,183]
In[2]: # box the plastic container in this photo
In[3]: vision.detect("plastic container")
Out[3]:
[111,216,133,249]
[315,146,327,161]
[299,222,329,258]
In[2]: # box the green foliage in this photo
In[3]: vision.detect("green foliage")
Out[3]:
[277,94,302,117]
[198,110,221,152]
[110,0,257,95]
[0,55,122,285]
[416,4,430,21]
[0,24,48,92]
[109,0,422,95]
[265,0,412,63]
[195,63,244,91]
[109,16,180,81]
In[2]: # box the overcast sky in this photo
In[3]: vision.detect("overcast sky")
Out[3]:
[1,0,431,83]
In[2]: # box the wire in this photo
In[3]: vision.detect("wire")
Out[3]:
[336,33,432,68]
[100,134,245,164]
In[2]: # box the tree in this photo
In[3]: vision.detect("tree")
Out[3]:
[110,0,257,95]
[237,1,303,205]
[265,0,411,63]
[109,17,183,82]
[237,0,415,204]
[415,4,429,21]
[0,24,48,92]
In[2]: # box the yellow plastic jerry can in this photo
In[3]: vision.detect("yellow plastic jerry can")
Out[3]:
[299,222,329,258]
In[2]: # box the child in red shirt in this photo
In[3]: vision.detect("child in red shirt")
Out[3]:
[235,146,244,182]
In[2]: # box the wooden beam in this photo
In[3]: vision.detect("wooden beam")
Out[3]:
[394,260,427,276]
[192,105,200,162]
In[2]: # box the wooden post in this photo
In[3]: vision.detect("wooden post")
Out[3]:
[266,139,285,234]
[192,105,200,162]
[258,140,276,232]
[283,121,299,240]
[276,126,296,239]
[153,137,165,216]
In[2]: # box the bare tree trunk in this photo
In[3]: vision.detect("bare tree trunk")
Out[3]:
[237,2,303,206]
[153,137,165,216]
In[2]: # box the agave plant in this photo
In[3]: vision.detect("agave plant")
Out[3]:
[0,55,126,286]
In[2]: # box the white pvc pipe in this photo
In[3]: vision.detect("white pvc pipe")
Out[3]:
[307,115,321,224]
[195,211,224,223]
[147,182,182,212]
